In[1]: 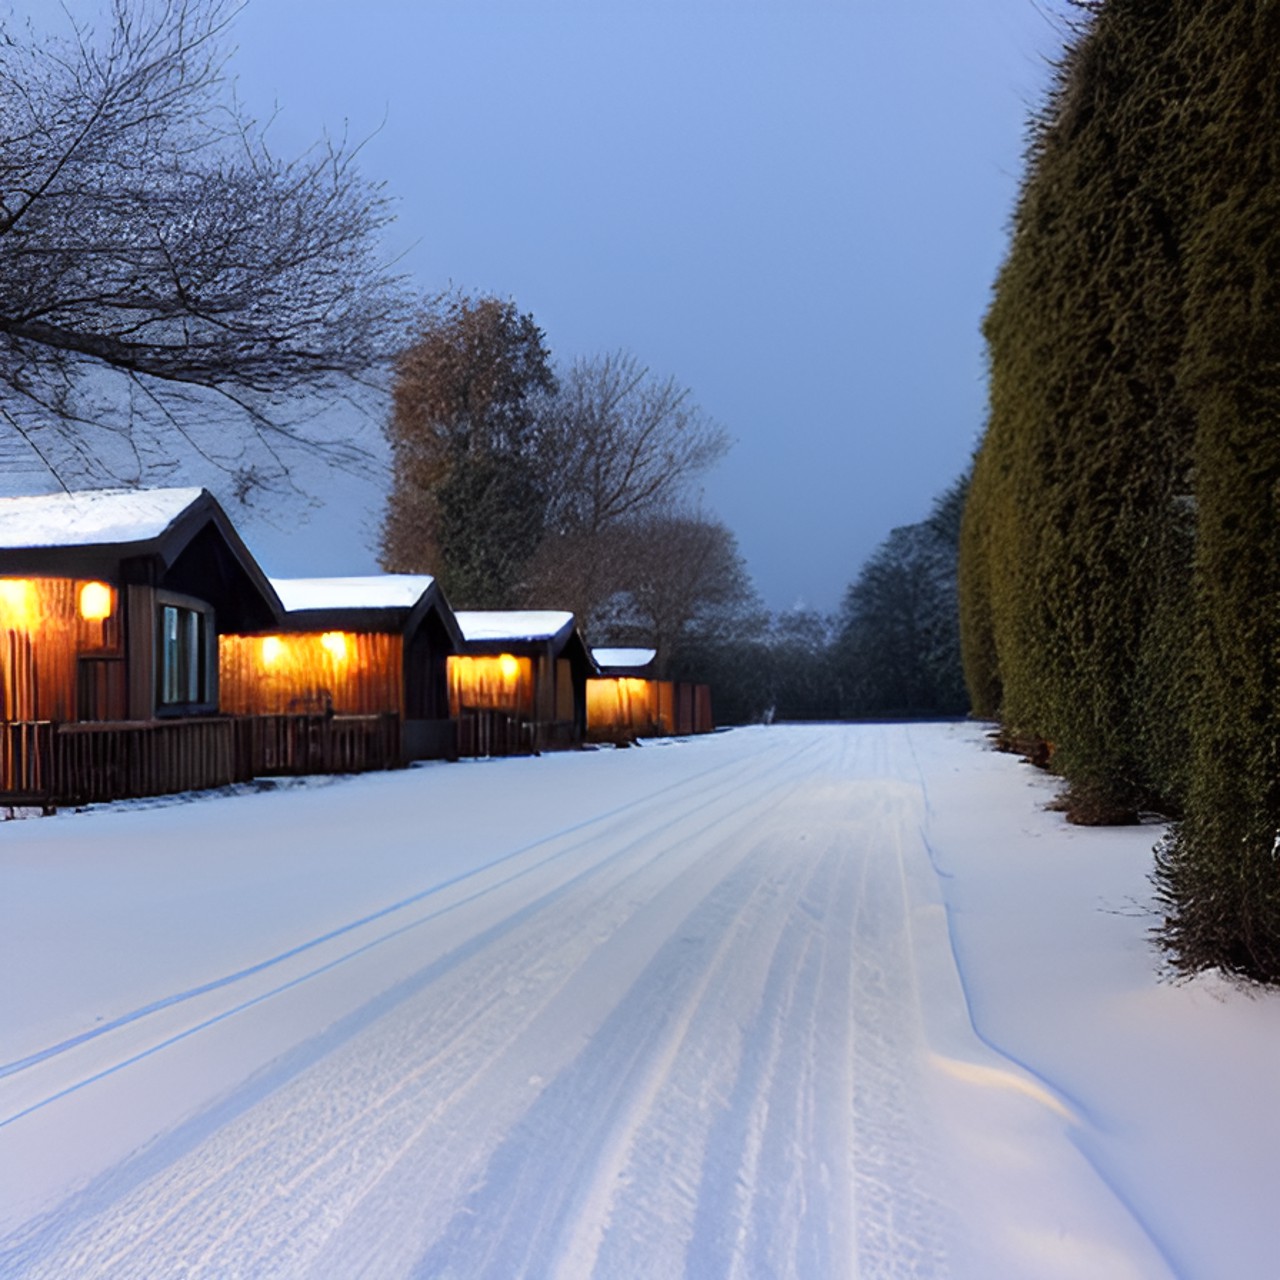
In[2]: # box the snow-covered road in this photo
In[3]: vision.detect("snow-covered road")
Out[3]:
[1,724,1266,1277]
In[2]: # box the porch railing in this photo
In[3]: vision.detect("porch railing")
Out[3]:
[235,713,402,778]
[0,721,54,800]
[1,713,404,807]
[55,717,239,804]
[456,708,534,758]
[0,718,241,807]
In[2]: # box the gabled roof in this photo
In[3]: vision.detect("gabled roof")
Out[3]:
[454,609,597,671]
[0,487,207,550]
[273,575,437,613]
[455,610,576,644]
[266,574,462,647]
[592,647,657,674]
[0,486,280,630]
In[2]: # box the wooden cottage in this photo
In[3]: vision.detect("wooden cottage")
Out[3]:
[451,610,595,753]
[587,647,670,741]
[587,647,715,741]
[219,575,463,765]
[0,487,281,802]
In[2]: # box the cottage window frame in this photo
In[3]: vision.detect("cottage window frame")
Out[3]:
[155,592,216,714]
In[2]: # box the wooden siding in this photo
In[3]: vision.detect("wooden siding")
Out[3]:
[587,677,671,738]
[1,577,123,723]
[555,658,575,723]
[586,678,714,740]
[125,583,156,721]
[219,632,404,717]
[447,654,534,718]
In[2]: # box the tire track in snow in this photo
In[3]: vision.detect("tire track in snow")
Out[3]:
[0,741,784,1084]
[0,736,824,1135]
[402,730,944,1280]
[1,734,832,1279]
[319,740,839,1280]
[845,790,952,1277]
[402,814,830,1280]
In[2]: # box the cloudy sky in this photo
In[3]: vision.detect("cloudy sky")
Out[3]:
[76,1,1073,612]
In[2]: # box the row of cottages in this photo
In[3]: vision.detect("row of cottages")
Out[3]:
[0,487,713,806]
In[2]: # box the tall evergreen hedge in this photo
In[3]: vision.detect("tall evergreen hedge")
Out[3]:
[962,0,1280,978]
[1153,0,1280,978]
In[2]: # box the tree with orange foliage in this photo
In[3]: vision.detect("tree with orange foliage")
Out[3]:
[380,292,556,608]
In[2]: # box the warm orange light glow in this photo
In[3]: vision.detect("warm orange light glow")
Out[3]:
[320,631,349,662]
[448,653,534,716]
[0,577,124,723]
[78,581,114,621]
[0,578,38,630]
[219,630,403,717]
[586,676,672,738]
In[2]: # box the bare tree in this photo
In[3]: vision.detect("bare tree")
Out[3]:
[0,0,406,492]
[539,352,729,536]
[520,352,730,619]
[593,513,758,673]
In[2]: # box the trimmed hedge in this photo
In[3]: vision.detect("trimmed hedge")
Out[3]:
[961,0,1280,978]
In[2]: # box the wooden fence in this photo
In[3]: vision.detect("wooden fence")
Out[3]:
[456,708,534,758]
[0,718,239,806]
[1,713,404,808]
[453,709,585,757]
[56,718,238,804]
[1,699,624,806]
[235,713,402,779]
[0,720,54,801]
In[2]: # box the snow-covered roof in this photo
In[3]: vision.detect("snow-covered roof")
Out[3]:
[455,610,575,643]
[271,575,437,613]
[593,647,656,671]
[0,487,205,549]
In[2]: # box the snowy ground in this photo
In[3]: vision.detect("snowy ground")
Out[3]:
[1,722,1278,1278]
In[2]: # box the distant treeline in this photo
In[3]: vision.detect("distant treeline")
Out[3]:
[960,0,1280,981]
[673,475,970,727]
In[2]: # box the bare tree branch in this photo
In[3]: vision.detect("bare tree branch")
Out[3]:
[0,0,409,490]
[539,351,730,536]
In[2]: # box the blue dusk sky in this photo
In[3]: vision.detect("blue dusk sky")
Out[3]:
[27,0,1072,614]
